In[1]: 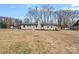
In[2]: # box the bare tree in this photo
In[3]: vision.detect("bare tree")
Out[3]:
[25,5,79,30]
[26,5,55,24]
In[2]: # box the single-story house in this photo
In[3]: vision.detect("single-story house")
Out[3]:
[70,20,79,30]
[20,21,60,30]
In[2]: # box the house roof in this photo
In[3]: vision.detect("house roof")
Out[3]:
[21,23,57,26]
[21,23,38,25]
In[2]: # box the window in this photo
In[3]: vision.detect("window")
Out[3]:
[41,25,43,27]
[47,26,49,28]
[23,25,25,27]
[36,25,37,27]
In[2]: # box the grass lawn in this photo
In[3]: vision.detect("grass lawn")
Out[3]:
[0,29,79,54]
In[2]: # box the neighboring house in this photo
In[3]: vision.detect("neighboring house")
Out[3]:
[9,25,16,29]
[20,21,59,30]
[9,25,20,29]
[70,20,79,30]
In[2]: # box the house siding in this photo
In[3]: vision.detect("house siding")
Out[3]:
[20,24,59,30]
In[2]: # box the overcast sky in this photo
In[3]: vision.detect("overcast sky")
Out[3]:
[0,4,79,19]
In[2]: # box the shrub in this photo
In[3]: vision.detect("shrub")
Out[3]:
[0,22,7,28]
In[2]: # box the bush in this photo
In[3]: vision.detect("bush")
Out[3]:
[0,22,7,28]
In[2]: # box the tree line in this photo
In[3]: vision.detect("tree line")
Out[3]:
[0,5,79,29]
[24,5,79,29]
[0,16,22,28]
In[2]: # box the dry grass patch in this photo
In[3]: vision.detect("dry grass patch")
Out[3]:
[0,29,79,53]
